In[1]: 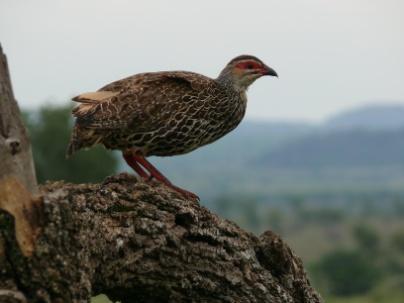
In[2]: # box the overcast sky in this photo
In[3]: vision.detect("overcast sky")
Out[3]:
[1,0,403,122]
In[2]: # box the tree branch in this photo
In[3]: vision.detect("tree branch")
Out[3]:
[0,174,322,302]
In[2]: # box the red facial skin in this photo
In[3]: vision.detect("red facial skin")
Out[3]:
[235,61,267,75]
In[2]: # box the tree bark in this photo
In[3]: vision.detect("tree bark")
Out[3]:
[0,43,40,302]
[0,43,37,194]
[0,174,322,303]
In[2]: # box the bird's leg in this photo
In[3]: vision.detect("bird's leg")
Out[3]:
[133,154,200,201]
[132,155,171,184]
[122,150,149,179]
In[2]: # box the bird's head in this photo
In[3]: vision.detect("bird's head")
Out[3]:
[217,55,278,91]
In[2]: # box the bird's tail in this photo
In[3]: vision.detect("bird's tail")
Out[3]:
[66,141,78,158]
[66,126,82,158]
[66,125,92,158]
[66,126,99,158]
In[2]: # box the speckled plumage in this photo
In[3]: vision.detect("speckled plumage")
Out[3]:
[68,71,247,157]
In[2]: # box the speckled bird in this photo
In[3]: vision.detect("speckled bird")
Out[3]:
[67,55,278,200]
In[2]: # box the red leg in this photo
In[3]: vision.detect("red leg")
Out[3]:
[133,154,199,201]
[122,151,149,179]
[133,155,172,184]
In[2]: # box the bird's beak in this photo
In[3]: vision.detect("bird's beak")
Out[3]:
[262,65,278,77]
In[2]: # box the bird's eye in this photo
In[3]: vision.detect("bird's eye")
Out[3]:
[246,64,254,69]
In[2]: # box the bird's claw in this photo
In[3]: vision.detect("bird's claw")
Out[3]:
[165,184,200,201]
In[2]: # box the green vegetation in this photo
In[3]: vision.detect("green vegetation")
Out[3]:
[311,250,382,296]
[92,295,111,303]
[23,104,118,184]
[352,224,380,253]
[328,277,404,303]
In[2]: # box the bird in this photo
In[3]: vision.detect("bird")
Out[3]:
[67,55,277,200]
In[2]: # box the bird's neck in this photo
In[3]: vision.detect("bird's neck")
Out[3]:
[216,69,248,93]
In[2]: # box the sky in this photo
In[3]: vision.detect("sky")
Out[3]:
[1,0,403,122]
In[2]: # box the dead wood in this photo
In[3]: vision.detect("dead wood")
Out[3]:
[0,43,37,194]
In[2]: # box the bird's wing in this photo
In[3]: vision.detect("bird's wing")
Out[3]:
[72,89,127,129]
[72,72,208,130]
[72,91,119,114]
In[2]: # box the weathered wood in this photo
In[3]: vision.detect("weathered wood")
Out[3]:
[0,43,37,193]
[0,43,39,302]
[0,174,322,303]
[0,177,42,256]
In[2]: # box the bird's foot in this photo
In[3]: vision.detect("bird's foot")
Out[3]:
[123,150,199,201]
[164,183,200,201]
[144,177,199,201]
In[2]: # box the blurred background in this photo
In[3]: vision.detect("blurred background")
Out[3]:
[1,1,404,302]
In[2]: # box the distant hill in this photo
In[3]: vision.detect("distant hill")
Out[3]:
[262,128,404,168]
[261,103,404,168]
[325,103,404,130]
